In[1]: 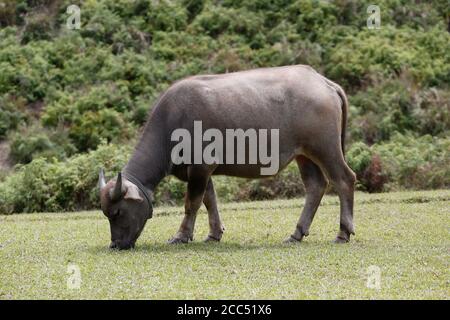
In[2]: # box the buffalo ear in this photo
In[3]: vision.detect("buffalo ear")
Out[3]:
[124,183,144,202]
[110,172,124,201]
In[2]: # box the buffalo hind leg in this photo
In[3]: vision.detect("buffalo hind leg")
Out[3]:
[332,162,356,243]
[285,156,328,243]
[317,153,356,243]
[168,166,211,244]
[203,178,225,242]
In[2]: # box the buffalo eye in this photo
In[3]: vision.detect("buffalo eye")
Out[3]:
[109,209,121,220]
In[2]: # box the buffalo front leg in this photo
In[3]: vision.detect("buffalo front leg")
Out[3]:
[285,156,328,243]
[203,179,225,242]
[168,166,211,244]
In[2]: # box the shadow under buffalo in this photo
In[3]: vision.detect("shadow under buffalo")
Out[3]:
[87,240,329,254]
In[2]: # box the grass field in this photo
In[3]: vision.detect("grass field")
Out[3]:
[0,190,448,299]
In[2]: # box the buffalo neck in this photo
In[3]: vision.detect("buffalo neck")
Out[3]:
[123,113,170,192]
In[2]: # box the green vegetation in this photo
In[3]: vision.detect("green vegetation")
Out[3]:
[0,190,448,299]
[0,1,449,213]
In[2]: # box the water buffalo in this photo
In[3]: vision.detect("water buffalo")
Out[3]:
[98,65,356,250]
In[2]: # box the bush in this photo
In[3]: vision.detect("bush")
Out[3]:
[413,88,450,136]
[21,11,54,44]
[326,26,450,88]
[191,5,264,39]
[9,127,76,164]
[349,80,418,144]
[0,44,50,102]
[288,0,338,42]
[349,80,450,144]
[79,3,123,43]
[144,0,188,33]
[346,134,450,192]
[0,143,131,213]
[42,82,137,151]
[346,142,387,192]
[69,108,134,151]
[111,25,151,54]
[0,1,18,27]
[1,133,449,214]
[0,94,28,139]
[374,134,450,190]
[0,0,449,213]
[0,142,241,213]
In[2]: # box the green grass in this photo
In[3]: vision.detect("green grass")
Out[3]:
[0,190,449,299]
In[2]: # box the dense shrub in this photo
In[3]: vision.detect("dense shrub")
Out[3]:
[413,88,450,136]
[346,134,450,192]
[325,26,450,89]
[0,94,29,138]
[0,143,131,213]
[0,0,449,213]
[9,126,76,164]
[42,82,137,151]
[21,10,55,44]
[349,80,450,144]
[1,133,448,213]
[346,142,387,192]
[69,108,134,151]
[0,1,18,27]
[374,134,450,190]
[0,142,241,213]
[288,0,339,42]
[191,4,264,39]
[349,80,417,144]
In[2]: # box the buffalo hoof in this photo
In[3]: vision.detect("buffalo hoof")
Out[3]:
[167,235,192,244]
[333,236,350,244]
[283,235,303,244]
[333,230,353,244]
[204,235,221,242]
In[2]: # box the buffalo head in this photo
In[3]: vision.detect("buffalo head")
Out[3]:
[98,169,152,250]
